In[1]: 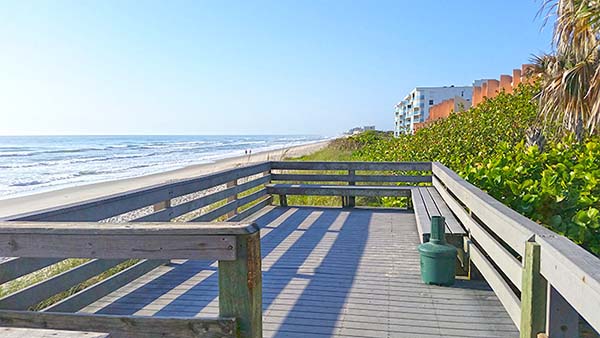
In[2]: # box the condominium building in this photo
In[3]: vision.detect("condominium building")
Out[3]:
[394,86,473,136]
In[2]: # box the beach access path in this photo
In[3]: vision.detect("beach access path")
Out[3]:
[0,140,329,220]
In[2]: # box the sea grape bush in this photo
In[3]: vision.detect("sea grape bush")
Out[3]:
[351,84,600,255]
[354,84,539,168]
[463,139,600,255]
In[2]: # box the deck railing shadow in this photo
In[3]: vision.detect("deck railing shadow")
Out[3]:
[105,208,316,317]
[272,207,370,336]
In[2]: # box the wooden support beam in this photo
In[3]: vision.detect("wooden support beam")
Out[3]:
[226,180,238,219]
[219,232,262,338]
[347,169,356,208]
[546,285,579,338]
[279,195,287,207]
[44,260,166,313]
[152,199,171,212]
[270,161,432,171]
[270,173,432,183]
[0,259,124,310]
[0,222,261,262]
[266,184,412,197]
[0,258,62,284]
[0,310,236,338]
[520,241,547,338]
[0,233,237,260]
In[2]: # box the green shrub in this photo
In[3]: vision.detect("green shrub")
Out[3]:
[349,84,600,255]
[463,138,600,255]
[353,84,539,169]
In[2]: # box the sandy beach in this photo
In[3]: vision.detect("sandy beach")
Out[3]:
[0,140,329,219]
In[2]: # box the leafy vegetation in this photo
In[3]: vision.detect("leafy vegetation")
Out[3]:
[463,139,600,255]
[354,84,539,169]
[347,84,599,255]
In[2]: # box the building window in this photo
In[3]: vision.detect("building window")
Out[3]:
[461,90,464,97]
[429,99,434,105]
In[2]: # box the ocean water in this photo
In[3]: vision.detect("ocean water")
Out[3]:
[0,135,328,199]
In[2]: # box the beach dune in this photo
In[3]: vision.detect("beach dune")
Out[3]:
[0,140,329,220]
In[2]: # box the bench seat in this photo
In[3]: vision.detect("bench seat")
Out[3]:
[412,187,468,269]
[412,187,466,244]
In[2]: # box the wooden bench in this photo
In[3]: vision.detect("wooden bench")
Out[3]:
[265,184,412,207]
[412,187,467,268]
[412,187,466,243]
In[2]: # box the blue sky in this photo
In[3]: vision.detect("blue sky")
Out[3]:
[0,1,552,136]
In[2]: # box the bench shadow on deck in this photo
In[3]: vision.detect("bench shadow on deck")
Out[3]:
[84,206,518,338]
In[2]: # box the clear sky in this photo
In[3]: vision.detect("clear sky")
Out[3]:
[0,1,552,136]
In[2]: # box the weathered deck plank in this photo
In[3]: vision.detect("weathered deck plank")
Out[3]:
[82,207,518,337]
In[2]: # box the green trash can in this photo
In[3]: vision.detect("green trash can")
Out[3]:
[418,216,457,286]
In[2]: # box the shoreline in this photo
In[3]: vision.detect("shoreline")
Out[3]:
[0,140,330,219]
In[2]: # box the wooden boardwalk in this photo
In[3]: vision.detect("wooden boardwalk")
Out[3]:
[82,206,518,337]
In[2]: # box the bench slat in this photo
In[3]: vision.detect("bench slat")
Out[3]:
[266,184,412,197]
[411,189,430,243]
[419,187,441,218]
[412,187,465,244]
[426,187,465,235]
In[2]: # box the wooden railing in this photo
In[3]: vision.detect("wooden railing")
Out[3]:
[0,160,598,337]
[0,221,261,338]
[268,161,432,207]
[0,163,272,338]
[432,162,600,338]
[269,160,600,336]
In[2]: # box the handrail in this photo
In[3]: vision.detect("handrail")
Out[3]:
[270,160,431,171]
[0,161,271,329]
[0,160,269,338]
[0,221,262,338]
[5,161,271,222]
[269,161,432,207]
[432,162,600,336]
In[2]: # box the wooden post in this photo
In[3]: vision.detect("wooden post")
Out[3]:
[520,241,547,338]
[219,231,262,338]
[546,285,579,338]
[279,194,287,207]
[348,169,356,208]
[226,180,238,218]
[152,199,171,212]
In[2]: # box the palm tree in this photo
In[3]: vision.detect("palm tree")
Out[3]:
[532,0,600,140]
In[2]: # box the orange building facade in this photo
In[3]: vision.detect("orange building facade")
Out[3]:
[471,64,534,106]
[414,64,535,132]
